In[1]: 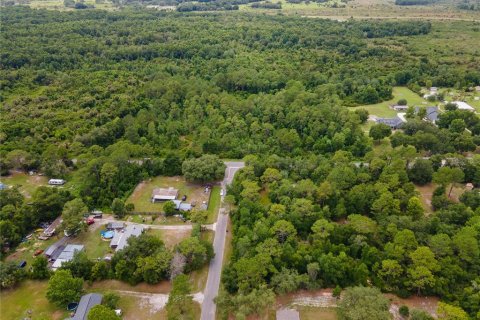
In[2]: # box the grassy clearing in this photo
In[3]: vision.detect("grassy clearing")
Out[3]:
[298,306,338,320]
[147,228,191,249]
[414,183,435,215]
[119,294,167,320]
[67,226,112,260]
[0,280,67,320]
[126,176,209,213]
[0,172,48,198]
[350,87,426,118]
[29,0,115,10]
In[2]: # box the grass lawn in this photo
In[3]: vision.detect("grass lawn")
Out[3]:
[0,172,48,198]
[298,306,338,320]
[206,186,221,223]
[67,226,112,260]
[0,280,68,320]
[147,228,191,249]
[119,294,167,320]
[350,87,427,118]
[126,176,209,213]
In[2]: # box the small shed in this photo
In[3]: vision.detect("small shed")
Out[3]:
[392,105,409,111]
[151,187,179,202]
[276,308,300,320]
[173,200,193,212]
[70,293,103,320]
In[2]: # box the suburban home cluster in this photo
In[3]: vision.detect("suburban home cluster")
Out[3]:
[107,222,144,252]
[377,105,442,130]
[151,187,193,212]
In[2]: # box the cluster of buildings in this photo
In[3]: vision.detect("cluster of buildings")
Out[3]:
[151,187,193,212]
[377,98,476,130]
[45,242,84,270]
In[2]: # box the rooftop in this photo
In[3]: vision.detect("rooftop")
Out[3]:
[110,224,144,252]
[71,293,103,320]
[152,187,179,201]
[452,101,474,110]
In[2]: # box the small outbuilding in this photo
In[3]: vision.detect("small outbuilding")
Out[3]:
[172,200,193,212]
[151,187,178,202]
[392,105,409,111]
[70,293,103,320]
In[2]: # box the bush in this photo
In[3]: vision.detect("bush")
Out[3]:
[397,99,408,105]
[399,305,410,317]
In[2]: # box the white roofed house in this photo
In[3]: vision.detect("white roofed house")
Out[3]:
[50,244,84,270]
[151,187,178,202]
[452,101,475,111]
[48,179,65,185]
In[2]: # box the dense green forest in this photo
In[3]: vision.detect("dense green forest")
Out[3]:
[1,7,480,319]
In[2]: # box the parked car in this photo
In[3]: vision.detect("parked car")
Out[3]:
[86,217,95,225]
[18,261,27,268]
[34,249,44,256]
[92,211,103,218]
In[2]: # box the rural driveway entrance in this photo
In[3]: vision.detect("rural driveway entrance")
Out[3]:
[201,161,244,320]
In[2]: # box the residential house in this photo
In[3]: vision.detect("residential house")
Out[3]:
[51,244,84,270]
[376,116,405,129]
[48,179,65,185]
[110,224,144,252]
[70,293,103,320]
[172,200,193,212]
[452,101,475,111]
[151,187,178,202]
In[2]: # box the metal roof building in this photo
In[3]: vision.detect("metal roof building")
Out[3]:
[70,293,103,320]
[151,187,178,202]
[376,116,405,129]
[173,200,193,212]
[110,224,144,252]
[106,222,125,230]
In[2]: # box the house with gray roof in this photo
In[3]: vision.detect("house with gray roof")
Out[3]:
[172,200,193,212]
[110,224,144,252]
[376,116,405,129]
[415,106,439,123]
[70,293,103,320]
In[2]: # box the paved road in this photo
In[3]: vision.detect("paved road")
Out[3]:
[201,161,244,320]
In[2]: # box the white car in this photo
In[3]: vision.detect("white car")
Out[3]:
[220,189,224,196]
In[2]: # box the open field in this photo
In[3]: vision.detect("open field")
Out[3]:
[0,172,48,198]
[0,280,67,320]
[148,228,191,249]
[126,176,211,213]
[28,0,115,10]
[415,183,435,214]
[350,87,427,118]
[240,0,480,20]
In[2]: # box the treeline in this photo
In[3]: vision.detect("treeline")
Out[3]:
[251,1,282,9]
[219,152,480,318]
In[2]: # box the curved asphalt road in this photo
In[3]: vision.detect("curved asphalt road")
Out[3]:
[201,161,245,320]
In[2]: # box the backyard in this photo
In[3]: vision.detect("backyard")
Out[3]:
[0,172,48,198]
[350,87,428,118]
[126,176,211,213]
[0,280,68,320]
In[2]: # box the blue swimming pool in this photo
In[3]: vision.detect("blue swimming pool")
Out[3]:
[100,230,114,239]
